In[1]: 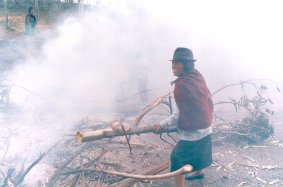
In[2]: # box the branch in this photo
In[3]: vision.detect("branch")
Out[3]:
[131,94,169,127]
[13,153,45,186]
[59,163,193,180]
[76,126,177,143]
[111,161,169,187]
[47,143,95,187]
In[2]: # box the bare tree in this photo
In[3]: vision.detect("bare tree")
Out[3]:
[4,0,9,29]
[35,0,39,20]
[78,0,83,17]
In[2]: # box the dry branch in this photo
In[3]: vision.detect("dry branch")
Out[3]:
[131,94,169,127]
[13,153,45,186]
[47,143,96,187]
[61,163,193,180]
[76,126,177,143]
[111,161,169,187]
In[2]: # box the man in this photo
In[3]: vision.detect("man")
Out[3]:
[25,7,37,36]
[154,47,214,187]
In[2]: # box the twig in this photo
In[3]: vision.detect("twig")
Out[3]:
[213,101,253,115]
[116,88,162,103]
[159,134,174,146]
[69,175,80,187]
[167,133,177,143]
[0,142,9,166]
[47,143,95,187]
[212,79,277,96]
[62,148,107,187]
[80,154,85,187]
[121,123,132,155]
[132,94,170,128]
[13,152,46,186]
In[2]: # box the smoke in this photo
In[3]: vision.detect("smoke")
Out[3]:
[1,0,283,184]
[1,1,175,166]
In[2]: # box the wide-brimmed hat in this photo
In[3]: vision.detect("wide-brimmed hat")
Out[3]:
[170,47,196,63]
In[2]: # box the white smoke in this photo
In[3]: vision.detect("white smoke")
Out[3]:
[1,0,283,185]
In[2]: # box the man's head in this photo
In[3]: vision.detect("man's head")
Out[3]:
[28,7,34,14]
[170,47,196,76]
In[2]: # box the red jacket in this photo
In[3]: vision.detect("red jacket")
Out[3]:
[173,69,213,131]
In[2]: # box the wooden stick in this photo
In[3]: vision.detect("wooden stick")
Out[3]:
[61,163,193,180]
[76,126,177,143]
[132,95,168,127]
[111,161,169,187]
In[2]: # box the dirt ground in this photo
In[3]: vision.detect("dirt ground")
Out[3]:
[37,113,283,187]
[1,11,283,187]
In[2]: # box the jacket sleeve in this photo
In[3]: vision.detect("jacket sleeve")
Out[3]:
[160,98,179,128]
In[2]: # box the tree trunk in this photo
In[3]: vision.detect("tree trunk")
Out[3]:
[35,0,39,20]
[4,0,9,29]
[78,0,83,17]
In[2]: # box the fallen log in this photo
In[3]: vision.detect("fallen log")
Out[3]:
[110,161,169,187]
[76,126,177,143]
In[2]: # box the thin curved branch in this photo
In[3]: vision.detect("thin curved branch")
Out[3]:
[167,133,177,143]
[212,83,240,96]
[131,94,170,127]
[61,164,193,180]
[212,79,280,96]
[213,101,253,116]
[0,142,9,166]
[159,134,174,146]
[47,143,96,187]
[116,88,162,103]
[121,123,132,155]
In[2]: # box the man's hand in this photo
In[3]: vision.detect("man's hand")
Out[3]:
[153,124,162,134]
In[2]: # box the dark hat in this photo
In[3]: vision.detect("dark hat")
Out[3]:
[170,47,196,63]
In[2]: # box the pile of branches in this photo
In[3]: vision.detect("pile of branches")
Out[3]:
[236,110,274,144]
[213,80,279,144]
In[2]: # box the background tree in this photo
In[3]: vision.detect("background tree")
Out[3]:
[4,0,9,29]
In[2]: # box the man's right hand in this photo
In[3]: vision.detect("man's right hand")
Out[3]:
[153,124,162,134]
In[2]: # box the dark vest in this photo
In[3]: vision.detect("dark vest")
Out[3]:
[173,69,213,131]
